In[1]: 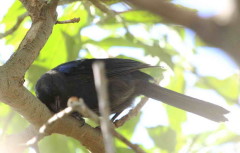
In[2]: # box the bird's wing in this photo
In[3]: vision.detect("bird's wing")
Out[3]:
[54,58,156,78]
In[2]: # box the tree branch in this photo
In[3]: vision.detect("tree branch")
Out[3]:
[4,0,58,77]
[89,0,116,15]
[56,17,80,24]
[0,13,28,39]
[67,97,146,153]
[126,0,240,65]
[0,1,106,153]
[114,97,149,128]
[126,0,199,27]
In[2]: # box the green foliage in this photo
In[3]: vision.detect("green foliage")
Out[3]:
[1,1,25,28]
[196,74,239,105]
[102,0,121,5]
[147,126,177,153]
[166,66,187,132]
[1,0,29,48]
[39,134,88,153]
[0,1,238,153]
[121,10,162,23]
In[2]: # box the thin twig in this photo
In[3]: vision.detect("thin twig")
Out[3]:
[114,97,149,128]
[113,131,146,153]
[69,97,146,153]
[56,17,80,24]
[26,105,77,146]
[68,97,99,123]
[114,77,161,128]
[0,13,28,39]
[88,0,132,37]
[88,0,116,15]
[92,61,115,153]
[26,97,104,152]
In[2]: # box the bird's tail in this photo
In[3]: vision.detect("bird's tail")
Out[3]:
[137,81,229,122]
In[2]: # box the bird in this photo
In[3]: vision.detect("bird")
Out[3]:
[35,58,229,122]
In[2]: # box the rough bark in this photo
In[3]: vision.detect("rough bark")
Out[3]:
[0,0,104,153]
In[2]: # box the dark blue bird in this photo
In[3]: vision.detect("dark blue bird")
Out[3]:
[35,58,229,122]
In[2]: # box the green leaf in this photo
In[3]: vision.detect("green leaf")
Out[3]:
[61,30,82,61]
[39,134,87,153]
[26,65,49,92]
[85,37,144,50]
[102,0,121,4]
[1,1,28,48]
[211,131,240,146]
[165,66,187,132]
[6,110,29,134]
[116,147,135,153]
[5,24,29,49]
[147,126,177,153]
[34,27,68,68]
[143,44,174,69]
[122,10,162,23]
[1,1,25,26]
[115,112,141,147]
[0,103,11,117]
[195,35,207,47]
[195,74,239,104]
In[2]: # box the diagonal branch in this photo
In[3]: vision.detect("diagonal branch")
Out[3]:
[126,0,200,28]
[89,0,116,15]
[0,0,80,40]
[4,0,59,77]
[114,97,149,128]
[0,13,28,39]
[0,0,113,153]
[126,0,240,65]
[67,97,146,153]
[0,1,109,152]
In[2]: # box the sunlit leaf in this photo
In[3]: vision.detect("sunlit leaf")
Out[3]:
[165,66,187,132]
[1,1,25,26]
[26,65,49,92]
[39,134,87,153]
[85,37,144,50]
[0,1,236,152]
[144,44,174,68]
[6,110,29,134]
[147,126,177,153]
[122,10,162,23]
[195,74,239,105]
[102,0,121,5]
[1,1,28,48]
[116,147,135,153]
[62,30,82,61]
[116,112,141,140]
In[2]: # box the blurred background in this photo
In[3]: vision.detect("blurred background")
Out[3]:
[0,0,239,153]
